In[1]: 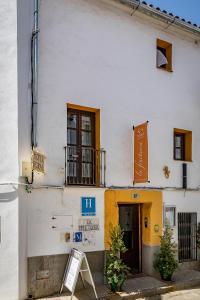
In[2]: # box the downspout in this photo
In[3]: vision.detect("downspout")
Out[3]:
[32,0,39,148]
[29,0,39,184]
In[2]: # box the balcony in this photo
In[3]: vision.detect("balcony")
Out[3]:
[64,145,106,187]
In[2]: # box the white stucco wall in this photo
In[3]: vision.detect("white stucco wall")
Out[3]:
[26,0,200,189]
[18,0,200,259]
[0,1,19,299]
[27,188,105,257]
[18,0,34,298]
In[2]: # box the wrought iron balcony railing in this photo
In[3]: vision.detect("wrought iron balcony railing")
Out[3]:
[64,145,106,187]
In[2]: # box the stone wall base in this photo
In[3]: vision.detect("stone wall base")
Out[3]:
[28,251,104,299]
[142,244,160,276]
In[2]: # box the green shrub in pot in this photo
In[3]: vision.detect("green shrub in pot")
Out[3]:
[106,224,130,292]
[154,223,178,281]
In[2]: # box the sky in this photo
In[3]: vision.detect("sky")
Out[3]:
[147,0,200,25]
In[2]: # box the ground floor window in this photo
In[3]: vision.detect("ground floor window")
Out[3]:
[164,206,176,227]
[178,212,197,262]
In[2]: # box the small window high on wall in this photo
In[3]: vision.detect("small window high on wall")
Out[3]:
[174,128,192,161]
[157,39,172,72]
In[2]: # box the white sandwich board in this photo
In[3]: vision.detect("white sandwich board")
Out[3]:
[60,248,98,299]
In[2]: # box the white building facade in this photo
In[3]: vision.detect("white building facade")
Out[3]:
[0,1,20,299]
[1,0,200,299]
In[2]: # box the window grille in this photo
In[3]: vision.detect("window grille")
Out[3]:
[178,212,197,262]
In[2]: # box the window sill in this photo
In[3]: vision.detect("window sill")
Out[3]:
[65,184,106,189]
[174,159,193,163]
[156,66,173,72]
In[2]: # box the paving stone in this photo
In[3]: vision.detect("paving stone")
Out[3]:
[123,277,167,293]
[37,285,110,300]
[138,288,200,299]
[172,270,200,282]
[37,270,200,300]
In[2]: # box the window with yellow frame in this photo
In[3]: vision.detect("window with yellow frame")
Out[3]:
[174,128,192,161]
[157,39,172,72]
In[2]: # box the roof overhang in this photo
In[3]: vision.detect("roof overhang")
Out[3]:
[114,0,200,37]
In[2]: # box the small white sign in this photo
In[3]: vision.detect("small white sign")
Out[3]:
[51,214,73,231]
[60,249,98,299]
[65,256,80,291]
[78,218,99,231]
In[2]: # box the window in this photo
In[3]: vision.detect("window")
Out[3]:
[67,108,95,185]
[156,39,172,72]
[174,133,185,160]
[66,104,105,186]
[164,206,176,227]
[174,128,192,161]
[178,212,197,262]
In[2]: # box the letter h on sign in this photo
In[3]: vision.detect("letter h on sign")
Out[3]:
[81,197,96,216]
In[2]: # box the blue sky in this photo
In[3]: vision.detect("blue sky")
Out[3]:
[148,0,200,25]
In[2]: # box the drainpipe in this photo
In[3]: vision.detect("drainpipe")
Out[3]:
[31,0,39,148]
[29,0,39,184]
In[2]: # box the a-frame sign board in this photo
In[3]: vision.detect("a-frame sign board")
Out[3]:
[60,248,98,299]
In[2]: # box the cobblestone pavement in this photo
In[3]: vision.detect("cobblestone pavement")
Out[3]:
[139,288,200,300]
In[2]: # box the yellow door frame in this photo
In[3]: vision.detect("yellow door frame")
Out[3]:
[105,189,163,251]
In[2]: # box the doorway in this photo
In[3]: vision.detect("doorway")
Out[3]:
[119,204,141,273]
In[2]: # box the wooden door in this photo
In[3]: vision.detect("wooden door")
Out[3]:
[119,204,140,273]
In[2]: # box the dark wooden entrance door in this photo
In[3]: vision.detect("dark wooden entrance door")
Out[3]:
[119,204,140,273]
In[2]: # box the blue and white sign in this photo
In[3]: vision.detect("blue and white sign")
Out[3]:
[74,232,82,242]
[81,197,96,216]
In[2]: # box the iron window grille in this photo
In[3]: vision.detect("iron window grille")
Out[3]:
[178,212,197,262]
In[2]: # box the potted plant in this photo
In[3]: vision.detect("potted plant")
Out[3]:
[154,223,178,281]
[106,224,130,292]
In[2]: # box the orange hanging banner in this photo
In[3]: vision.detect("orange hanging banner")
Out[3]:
[134,122,148,183]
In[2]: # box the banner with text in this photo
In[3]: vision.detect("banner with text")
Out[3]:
[134,122,148,183]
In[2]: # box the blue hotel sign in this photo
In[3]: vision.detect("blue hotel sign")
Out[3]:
[81,197,96,216]
[74,232,82,242]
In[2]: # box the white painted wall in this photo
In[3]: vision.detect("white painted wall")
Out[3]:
[0,1,19,299]
[17,0,34,298]
[28,0,200,189]
[27,188,105,257]
[18,0,200,258]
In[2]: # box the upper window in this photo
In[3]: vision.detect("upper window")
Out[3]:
[174,128,192,161]
[66,104,105,187]
[157,39,172,72]
[67,108,95,185]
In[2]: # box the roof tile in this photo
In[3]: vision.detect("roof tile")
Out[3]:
[140,0,199,29]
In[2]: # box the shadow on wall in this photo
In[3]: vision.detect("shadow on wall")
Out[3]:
[0,190,18,202]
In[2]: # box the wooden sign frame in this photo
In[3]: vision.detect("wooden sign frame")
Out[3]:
[60,248,98,299]
[32,150,45,173]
